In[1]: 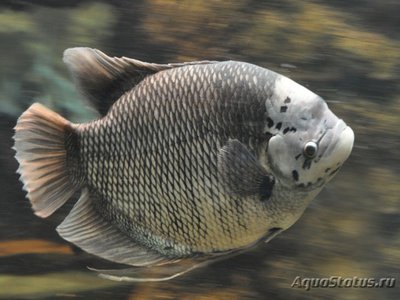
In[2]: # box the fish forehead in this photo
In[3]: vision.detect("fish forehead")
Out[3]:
[77,61,313,255]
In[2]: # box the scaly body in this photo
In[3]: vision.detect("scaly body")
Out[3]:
[13,48,354,281]
[77,62,304,255]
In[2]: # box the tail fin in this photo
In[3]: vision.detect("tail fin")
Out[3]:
[13,103,80,218]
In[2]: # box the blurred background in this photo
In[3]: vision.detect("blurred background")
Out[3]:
[0,0,399,299]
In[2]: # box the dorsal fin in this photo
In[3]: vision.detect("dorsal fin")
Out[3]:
[63,47,217,116]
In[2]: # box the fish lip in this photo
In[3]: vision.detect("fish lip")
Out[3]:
[336,123,355,159]
[334,119,348,133]
[332,120,354,151]
[318,119,354,176]
[318,119,352,155]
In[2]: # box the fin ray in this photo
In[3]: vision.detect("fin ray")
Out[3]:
[89,260,205,282]
[63,47,217,115]
[13,103,80,218]
[218,139,275,201]
[57,189,169,267]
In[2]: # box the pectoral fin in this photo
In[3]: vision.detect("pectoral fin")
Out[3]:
[218,139,275,201]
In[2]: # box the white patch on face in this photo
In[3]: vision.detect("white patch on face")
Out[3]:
[273,75,317,108]
[265,75,355,187]
[268,130,345,191]
[275,76,317,101]
[263,74,322,135]
[307,122,354,183]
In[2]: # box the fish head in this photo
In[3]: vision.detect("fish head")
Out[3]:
[264,76,354,192]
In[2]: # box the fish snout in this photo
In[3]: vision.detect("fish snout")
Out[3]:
[321,119,354,168]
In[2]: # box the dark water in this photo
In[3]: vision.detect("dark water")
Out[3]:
[0,1,399,299]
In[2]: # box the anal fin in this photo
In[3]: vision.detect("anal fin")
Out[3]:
[57,188,166,267]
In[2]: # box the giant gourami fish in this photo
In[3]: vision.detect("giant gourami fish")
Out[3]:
[13,48,354,281]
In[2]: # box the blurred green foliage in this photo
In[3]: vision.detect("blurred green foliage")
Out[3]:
[0,2,115,121]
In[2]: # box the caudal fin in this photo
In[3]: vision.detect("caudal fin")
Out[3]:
[13,103,80,218]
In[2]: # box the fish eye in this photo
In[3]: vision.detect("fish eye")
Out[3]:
[303,141,318,159]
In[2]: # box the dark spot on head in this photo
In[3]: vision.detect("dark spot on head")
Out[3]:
[280,106,288,113]
[259,175,275,202]
[275,122,282,130]
[325,167,331,173]
[283,127,290,134]
[317,177,323,182]
[301,117,307,121]
[307,182,312,187]
[284,97,291,103]
[298,183,305,188]
[295,153,302,160]
[292,170,299,181]
[290,127,297,132]
[266,117,274,128]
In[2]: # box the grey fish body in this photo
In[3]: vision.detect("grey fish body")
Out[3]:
[78,62,290,256]
[13,48,354,280]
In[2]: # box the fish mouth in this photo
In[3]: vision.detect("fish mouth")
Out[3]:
[314,119,354,161]
[332,120,354,162]
[319,120,354,158]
